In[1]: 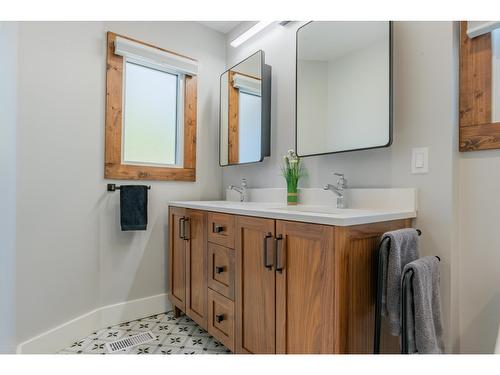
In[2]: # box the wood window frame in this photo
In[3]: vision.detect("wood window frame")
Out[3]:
[228,70,239,165]
[459,21,500,151]
[105,31,197,181]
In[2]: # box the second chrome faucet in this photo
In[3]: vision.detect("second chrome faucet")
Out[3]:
[323,172,347,208]
[228,178,248,202]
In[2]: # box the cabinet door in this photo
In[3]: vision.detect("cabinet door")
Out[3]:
[275,220,335,354]
[168,207,186,311]
[235,215,276,354]
[184,209,208,329]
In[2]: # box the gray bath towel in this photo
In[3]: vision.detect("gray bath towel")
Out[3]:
[380,228,419,336]
[402,256,444,354]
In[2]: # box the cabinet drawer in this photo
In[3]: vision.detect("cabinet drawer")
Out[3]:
[208,243,235,300]
[207,213,235,248]
[207,289,235,352]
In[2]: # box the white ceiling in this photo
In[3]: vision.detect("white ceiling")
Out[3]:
[198,21,242,34]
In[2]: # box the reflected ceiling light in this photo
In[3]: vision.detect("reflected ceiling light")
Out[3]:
[230,21,274,48]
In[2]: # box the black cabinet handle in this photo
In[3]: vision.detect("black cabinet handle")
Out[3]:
[213,223,224,233]
[183,218,190,241]
[263,232,274,270]
[215,266,225,274]
[179,218,185,239]
[215,314,224,323]
[275,234,284,273]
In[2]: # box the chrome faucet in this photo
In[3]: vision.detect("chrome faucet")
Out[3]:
[229,178,248,202]
[323,173,347,208]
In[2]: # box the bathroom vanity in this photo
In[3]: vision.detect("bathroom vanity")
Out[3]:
[167,188,416,354]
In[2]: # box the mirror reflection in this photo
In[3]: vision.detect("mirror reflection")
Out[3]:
[220,51,270,166]
[296,21,392,156]
[493,28,500,122]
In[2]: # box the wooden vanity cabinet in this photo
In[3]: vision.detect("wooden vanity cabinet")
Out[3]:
[235,216,276,354]
[168,205,410,354]
[168,207,208,330]
[275,220,335,354]
[168,207,187,312]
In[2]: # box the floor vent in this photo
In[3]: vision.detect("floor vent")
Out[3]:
[106,331,156,353]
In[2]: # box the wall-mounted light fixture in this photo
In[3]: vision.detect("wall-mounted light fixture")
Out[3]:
[230,21,275,48]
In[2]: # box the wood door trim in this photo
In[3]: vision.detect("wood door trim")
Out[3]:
[459,21,499,152]
[460,121,500,151]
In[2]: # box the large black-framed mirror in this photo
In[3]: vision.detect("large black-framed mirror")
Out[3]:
[296,21,393,157]
[219,50,272,166]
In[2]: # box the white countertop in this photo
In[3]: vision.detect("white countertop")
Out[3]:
[168,188,417,226]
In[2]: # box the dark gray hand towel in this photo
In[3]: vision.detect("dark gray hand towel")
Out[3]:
[120,185,148,231]
[380,228,419,336]
[402,256,444,354]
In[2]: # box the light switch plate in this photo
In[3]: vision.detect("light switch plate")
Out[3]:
[411,147,428,174]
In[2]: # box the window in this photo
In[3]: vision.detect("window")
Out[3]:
[459,21,500,151]
[105,32,198,181]
[238,92,261,163]
[123,62,181,166]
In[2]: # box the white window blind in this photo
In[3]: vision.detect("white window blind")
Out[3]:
[232,74,261,96]
[467,21,500,38]
[114,36,198,76]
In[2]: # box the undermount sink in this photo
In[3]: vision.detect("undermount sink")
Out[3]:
[271,205,365,215]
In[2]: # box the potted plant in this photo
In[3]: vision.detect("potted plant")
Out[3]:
[281,149,304,205]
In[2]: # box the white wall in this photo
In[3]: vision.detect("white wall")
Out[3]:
[296,60,328,155]
[222,21,460,352]
[14,21,225,346]
[325,40,389,151]
[459,151,500,353]
[0,21,18,353]
[11,20,494,354]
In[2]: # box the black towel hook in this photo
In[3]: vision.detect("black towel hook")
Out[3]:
[107,183,151,192]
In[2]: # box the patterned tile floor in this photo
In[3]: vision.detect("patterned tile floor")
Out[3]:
[59,311,231,354]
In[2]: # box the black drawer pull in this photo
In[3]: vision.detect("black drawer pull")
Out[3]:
[215,266,225,274]
[275,234,284,273]
[213,224,225,233]
[215,314,224,323]
[263,232,274,270]
[183,218,190,241]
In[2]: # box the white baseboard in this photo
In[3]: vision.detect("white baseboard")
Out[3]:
[17,293,171,354]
